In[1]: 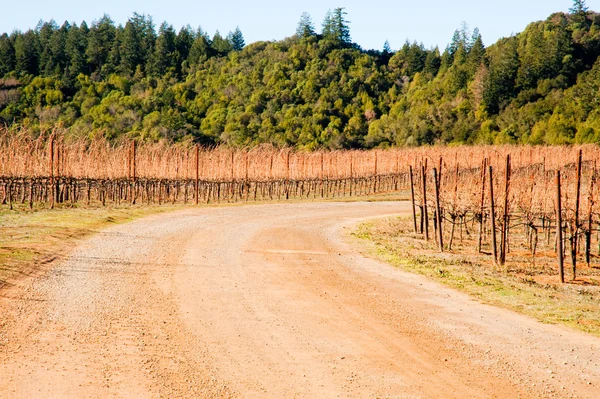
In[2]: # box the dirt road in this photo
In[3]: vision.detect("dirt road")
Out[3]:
[1,202,599,398]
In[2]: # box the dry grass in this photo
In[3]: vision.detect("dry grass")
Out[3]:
[354,215,600,336]
[0,204,181,289]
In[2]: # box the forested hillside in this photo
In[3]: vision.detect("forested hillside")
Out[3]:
[1,2,600,148]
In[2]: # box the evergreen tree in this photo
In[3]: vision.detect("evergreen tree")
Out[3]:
[188,27,213,64]
[0,33,15,77]
[423,47,441,76]
[331,7,351,44]
[296,12,315,38]
[570,0,589,15]
[229,27,245,51]
[467,28,485,74]
[65,23,88,79]
[322,10,334,39]
[176,25,194,67]
[383,40,392,55]
[14,30,39,76]
[149,22,177,76]
[212,30,232,55]
[86,15,116,74]
[106,27,123,76]
[45,22,69,76]
[119,13,156,76]
[37,20,58,75]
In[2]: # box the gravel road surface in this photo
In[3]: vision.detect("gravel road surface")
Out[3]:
[0,202,598,398]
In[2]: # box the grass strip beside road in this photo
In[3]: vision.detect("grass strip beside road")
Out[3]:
[0,204,181,289]
[353,216,600,337]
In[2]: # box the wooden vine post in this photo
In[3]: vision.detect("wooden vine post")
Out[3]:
[586,163,595,266]
[195,146,199,205]
[571,149,582,280]
[373,151,378,193]
[556,170,565,284]
[488,165,498,264]
[131,140,136,205]
[500,155,511,266]
[49,135,55,209]
[421,165,429,241]
[477,158,488,253]
[55,140,61,204]
[409,165,418,233]
[349,153,353,196]
[433,168,443,252]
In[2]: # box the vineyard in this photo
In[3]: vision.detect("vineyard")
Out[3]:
[2,129,600,284]
[0,130,407,207]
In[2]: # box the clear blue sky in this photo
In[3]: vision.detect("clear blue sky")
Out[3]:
[1,0,598,50]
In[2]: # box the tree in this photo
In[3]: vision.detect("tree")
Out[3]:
[322,8,351,45]
[332,8,351,44]
[296,12,315,38]
[14,30,39,76]
[423,47,441,76]
[119,13,156,76]
[65,23,88,80]
[211,30,232,55]
[229,27,245,51]
[570,0,589,15]
[149,22,177,76]
[0,34,15,77]
[175,25,194,66]
[467,28,485,75]
[86,15,116,74]
[383,40,391,55]
[483,37,520,113]
[188,27,213,64]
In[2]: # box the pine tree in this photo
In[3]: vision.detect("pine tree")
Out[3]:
[383,40,392,55]
[570,0,589,15]
[45,22,69,76]
[149,22,177,76]
[65,23,88,80]
[38,20,58,76]
[332,8,351,44]
[467,28,485,75]
[322,10,334,38]
[0,33,16,77]
[188,27,213,64]
[86,15,116,74]
[424,47,441,76]
[229,27,245,51]
[176,26,194,66]
[296,12,315,38]
[14,30,39,76]
[212,30,232,55]
[119,13,156,76]
[570,0,589,25]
